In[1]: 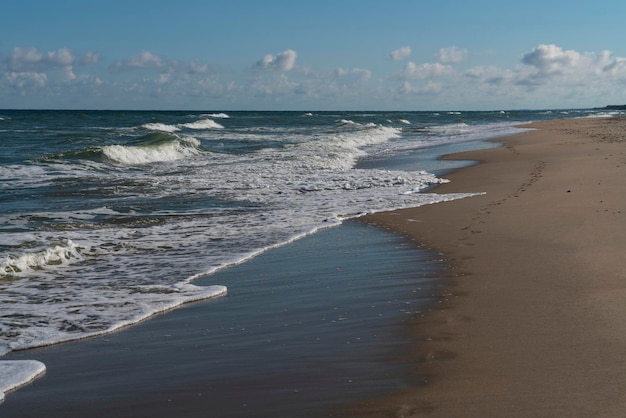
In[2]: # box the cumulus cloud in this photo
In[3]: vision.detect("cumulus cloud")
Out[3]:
[80,52,101,65]
[516,44,626,86]
[334,67,372,82]
[464,66,512,85]
[396,61,453,80]
[255,49,297,72]
[249,73,298,96]
[399,80,443,95]
[47,48,74,66]
[6,47,45,70]
[596,50,626,75]
[7,47,76,69]
[461,43,626,99]
[436,46,468,64]
[390,46,411,61]
[5,47,79,80]
[521,44,581,76]
[5,71,48,88]
[187,61,210,74]
[110,51,164,70]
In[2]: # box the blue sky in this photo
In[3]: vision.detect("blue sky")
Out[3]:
[3,0,626,110]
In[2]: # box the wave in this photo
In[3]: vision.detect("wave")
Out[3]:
[291,122,402,170]
[102,134,201,165]
[142,118,224,132]
[201,113,229,119]
[1,240,83,277]
[141,123,180,133]
[44,133,202,166]
[0,360,47,403]
[583,110,625,118]
[179,118,224,130]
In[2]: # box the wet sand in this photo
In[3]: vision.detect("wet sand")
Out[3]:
[353,117,626,417]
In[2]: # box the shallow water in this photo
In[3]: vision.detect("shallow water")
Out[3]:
[2,220,444,417]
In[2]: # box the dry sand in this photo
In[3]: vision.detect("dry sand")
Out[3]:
[348,117,626,417]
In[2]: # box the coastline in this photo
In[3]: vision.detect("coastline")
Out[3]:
[4,115,626,416]
[351,116,626,416]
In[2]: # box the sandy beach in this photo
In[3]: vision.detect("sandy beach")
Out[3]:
[351,116,626,417]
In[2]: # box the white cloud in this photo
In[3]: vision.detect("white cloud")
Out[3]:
[6,47,45,70]
[457,44,626,108]
[435,46,468,64]
[46,48,74,66]
[334,67,372,82]
[521,44,581,76]
[6,41,626,110]
[5,47,78,81]
[110,51,164,70]
[399,80,442,95]
[390,46,411,61]
[249,73,298,97]
[187,61,210,74]
[5,71,48,88]
[516,44,626,86]
[80,52,101,65]
[594,50,626,76]
[255,49,297,72]
[7,47,76,70]
[397,61,453,80]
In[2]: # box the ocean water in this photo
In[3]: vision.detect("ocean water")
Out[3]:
[0,108,619,401]
[1,220,447,417]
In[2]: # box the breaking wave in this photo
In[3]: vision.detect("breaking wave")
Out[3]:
[141,118,224,132]
[1,240,84,277]
[102,134,201,165]
[179,118,224,130]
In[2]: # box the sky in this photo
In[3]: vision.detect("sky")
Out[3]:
[2,0,626,111]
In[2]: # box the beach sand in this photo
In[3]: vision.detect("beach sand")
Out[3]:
[347,116,626,417]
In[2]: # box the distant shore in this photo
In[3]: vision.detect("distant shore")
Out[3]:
[350,116,626,416]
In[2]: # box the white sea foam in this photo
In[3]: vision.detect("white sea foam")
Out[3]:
[102,137,200,165]
[141,123,180,132]
[291,123,402,169]
[1,281,227,354]
[583,111,625,118]
[179,118,224,129]
[0,361,46,404]
[0,240,83,277]
[201,113,230,118]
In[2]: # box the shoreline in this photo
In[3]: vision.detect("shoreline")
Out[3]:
[4,115,626,416]
[0,219,444,417]
[349,116,626,416]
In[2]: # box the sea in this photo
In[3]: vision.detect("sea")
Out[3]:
[0,108,621,409]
